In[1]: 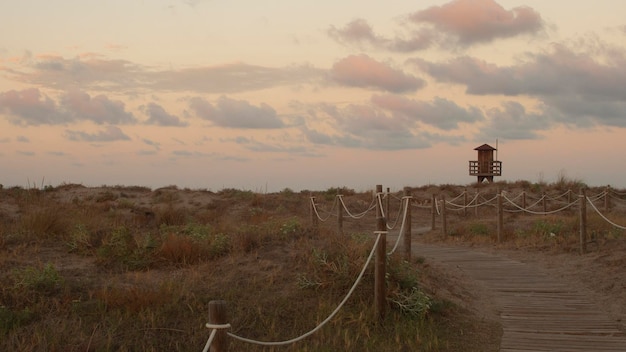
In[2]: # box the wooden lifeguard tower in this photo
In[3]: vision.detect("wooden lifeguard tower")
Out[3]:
[469,143,502,183]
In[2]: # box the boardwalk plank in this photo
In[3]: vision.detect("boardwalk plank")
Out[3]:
[413,243,626,351]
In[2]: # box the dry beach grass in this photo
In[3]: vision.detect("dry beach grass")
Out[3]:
[0,180,624,351]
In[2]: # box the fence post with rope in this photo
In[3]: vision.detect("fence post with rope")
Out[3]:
[497,188,503,243]
[463,188,468,217]
[429,194,435,230]
[579,188,587,255]
[375,184,387,322]
[205,300,230,352]
[605,186,609,211]
[310,194,318,236]
[404,189,412,262]
[336,194,343,235]
[441,194,447,237]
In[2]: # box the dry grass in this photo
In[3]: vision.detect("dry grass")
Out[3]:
[0,184,471,351]
[2,181,622,351]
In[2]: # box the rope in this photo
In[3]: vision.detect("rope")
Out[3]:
[447,191,465,203]
[226,233,383,347]
[377,193,386,219]
[469,194,498,208]
[338,195,377,219]
[544,190,571,201]
[587,191,606,202]
[386,197,404,230]
[388,197,410,256]
[612,189,626,197]
[202,323,232,352]
[310,197,337,222]
[502,194,577,215]
[522,195,546,210]
[608,193,626,202]
[587,197,626,230]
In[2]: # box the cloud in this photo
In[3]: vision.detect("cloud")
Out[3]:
[480,101,552,140]
[17,136,30,142]
[65,125,131,142]
[371,94,484,130]
[409,0,545,46]
[23,55,143,90]
[142,138,161,150]
[142,102,188,126]
[328,18,434,52]
[330,54,425,93]
[0,88,67,125]
[0,88,137,125]
[300,102,464,150]
[228,135,308,154]
[4,55,322,94]
[60,90,137,125]
[328,19,389,47]
[412,42,626,127]
[189,96,284,129]
[328,0,544,52]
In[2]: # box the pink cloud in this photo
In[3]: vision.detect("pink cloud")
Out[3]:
[410,0,544,45]
[330,54,424,93]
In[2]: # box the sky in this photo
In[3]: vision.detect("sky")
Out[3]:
[1,0,626,192]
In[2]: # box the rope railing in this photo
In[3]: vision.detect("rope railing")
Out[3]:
[611,189,626,197]
[216,233,383,347]
[502,194,578,215]
[587,197,626,230]
[544,190,572,201]
[338,195,377,219]
[446,191,466,204]
[387,197,410,256]
[386,196,405,230]
[310,197,336,222]
[608,193,626,202]
[587,191,606,203]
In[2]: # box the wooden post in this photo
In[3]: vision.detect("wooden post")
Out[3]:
[441,195,447,237]
[579,188,587,254]
[403,189,412,262]
[542,191,547,215]
[474,189,479,217]
[522,191,526,214]
[463,188,468,217]
[431,194,436,230]
[605,185,611,212]
[497,189,503,243]
[208,300,229,352]
[310,195,318,236]
[567,189,571,205]
[375,184,386,321]
[337,195,343,235]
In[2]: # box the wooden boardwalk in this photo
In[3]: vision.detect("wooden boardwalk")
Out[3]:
[413,244,626,352]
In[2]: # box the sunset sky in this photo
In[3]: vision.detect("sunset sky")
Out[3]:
[2,0,626,192]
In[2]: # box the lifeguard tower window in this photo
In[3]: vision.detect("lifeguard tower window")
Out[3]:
[469,143,502,183]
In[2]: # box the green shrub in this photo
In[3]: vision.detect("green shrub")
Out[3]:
[12,263,63,294]
[468,222,490,236]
